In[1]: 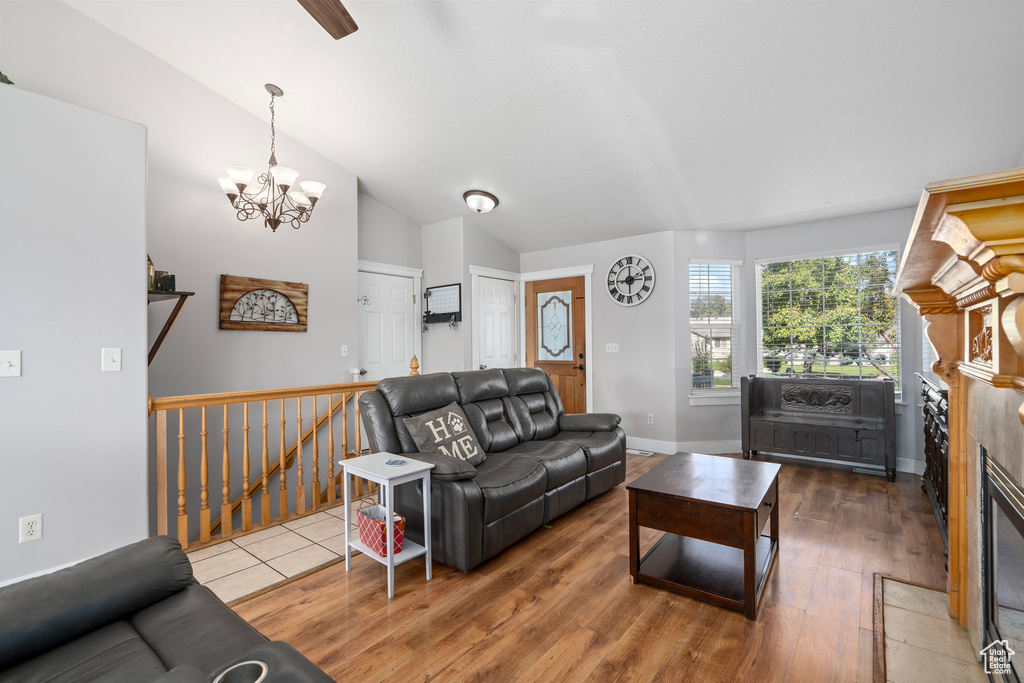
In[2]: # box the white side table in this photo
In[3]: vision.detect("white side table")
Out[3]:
[340,453,433,599]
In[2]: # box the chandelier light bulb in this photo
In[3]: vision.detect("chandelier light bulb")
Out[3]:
[463,190,499,214]
[270,166,300,192]
[217,177,239,197]
[225,166,255,192]
[288,190,312,208]
[299,181,326,201]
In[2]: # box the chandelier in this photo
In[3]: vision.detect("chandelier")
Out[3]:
[217,84,326,232]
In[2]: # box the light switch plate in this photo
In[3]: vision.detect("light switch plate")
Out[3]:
[101,348,122,372]
[605,343,619,353]
[341,345,349,357]
[0,350,21,377]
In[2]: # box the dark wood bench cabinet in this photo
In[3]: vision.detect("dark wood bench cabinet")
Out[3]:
[741,375,897,481]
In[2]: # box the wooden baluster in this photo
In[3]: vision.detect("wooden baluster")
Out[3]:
[156,410,168,536]
[261,400,270,525]
[296,397,306,515]
[177,409,188,547]
[327,393,336,505]
[311,396,321,509]
[200,406,210,544]
[221,405,232,537]
[241,402,252,531]
[279,400,288,519]
[410,356,420,376]
[355,391,363,497]
[341,392,349,458]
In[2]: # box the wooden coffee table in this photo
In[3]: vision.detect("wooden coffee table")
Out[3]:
[627,452,780,620]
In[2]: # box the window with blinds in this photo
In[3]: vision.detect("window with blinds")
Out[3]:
[689,261,740,394]
[756,248,901,392]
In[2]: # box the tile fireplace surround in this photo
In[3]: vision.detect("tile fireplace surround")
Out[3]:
[896,167,1024,664]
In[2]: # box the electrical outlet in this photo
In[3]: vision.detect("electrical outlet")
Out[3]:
[341,345,349,357]
[0,350,21,377]
[605,343,619,353]
[647,413,654,424]
[19,513,42,543]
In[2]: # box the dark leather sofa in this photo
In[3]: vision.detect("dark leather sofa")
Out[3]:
[0,536,331,683]
[359,367,626,572]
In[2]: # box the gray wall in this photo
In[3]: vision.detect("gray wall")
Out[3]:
[521,232,678,445]
[0,87,148,583]
[742,207,924,473]
[673,230,747,448]
[1,0,361,399]
[520,210,926,467]
[1,0,364,550]
[462,220,521,370]
[358,192,423,269]
[421,219,465,374]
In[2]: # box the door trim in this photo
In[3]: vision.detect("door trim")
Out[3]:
[357,260,423,371]
[469,265,521,372]
[519,265,594,412]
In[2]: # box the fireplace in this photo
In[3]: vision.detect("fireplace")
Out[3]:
[983,448,1024,682]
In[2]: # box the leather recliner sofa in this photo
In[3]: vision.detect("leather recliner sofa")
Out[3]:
[0,536,331,682]
[359,367,626,572]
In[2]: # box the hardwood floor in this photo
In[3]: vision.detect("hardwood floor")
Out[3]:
[233,454,946,682]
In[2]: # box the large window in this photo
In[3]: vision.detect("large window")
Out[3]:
[757,248,901,390]
[690,261,740,395]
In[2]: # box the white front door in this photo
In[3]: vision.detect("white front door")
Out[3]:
[358,271,416,381]
[478,276,517,370]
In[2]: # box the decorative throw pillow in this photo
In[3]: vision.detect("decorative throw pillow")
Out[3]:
[403,403,486,466]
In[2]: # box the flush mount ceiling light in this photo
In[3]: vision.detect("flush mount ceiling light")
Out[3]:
[463,190,499,214]
[217,84,326,233]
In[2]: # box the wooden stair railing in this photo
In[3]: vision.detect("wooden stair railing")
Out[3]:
[150,357,422,549]
[208,390,354,537]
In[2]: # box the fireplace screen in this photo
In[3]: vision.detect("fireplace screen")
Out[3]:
[984,449,1024,682]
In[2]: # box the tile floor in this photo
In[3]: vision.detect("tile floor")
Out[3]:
[882,578,988,682]
[187,505,357,603]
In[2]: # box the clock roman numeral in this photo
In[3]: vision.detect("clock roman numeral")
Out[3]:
[627,295,633,304]
[641,285,650,292]
[625,256,633,265]
[644,276,652,282]
[616,293,625,302]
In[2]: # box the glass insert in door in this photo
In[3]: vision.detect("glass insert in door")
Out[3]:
[537,291,573,361]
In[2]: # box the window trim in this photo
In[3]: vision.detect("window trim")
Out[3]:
[754,245,903,397]
[688,259,742,400]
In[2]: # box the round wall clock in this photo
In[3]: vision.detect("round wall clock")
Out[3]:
[606,254,655,306]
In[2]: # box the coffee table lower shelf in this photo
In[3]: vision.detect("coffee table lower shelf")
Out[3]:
[348,538,427,567]
[636,533,777,613]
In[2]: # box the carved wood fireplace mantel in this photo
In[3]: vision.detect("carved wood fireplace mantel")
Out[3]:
[895,167,1024,644]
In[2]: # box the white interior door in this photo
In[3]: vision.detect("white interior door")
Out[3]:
[478,276,517,370]
[358,271,416,381]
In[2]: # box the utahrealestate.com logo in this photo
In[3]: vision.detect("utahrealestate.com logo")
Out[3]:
[981,639,1015,676]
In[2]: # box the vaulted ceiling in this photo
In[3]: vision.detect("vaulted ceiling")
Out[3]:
[69,1,1024,253]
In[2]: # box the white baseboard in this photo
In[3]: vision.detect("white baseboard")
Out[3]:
[678,440,742,455]
[897,457,926,476]
[625,437,677,455]
[0,555,91,588]
[625,437,741,455]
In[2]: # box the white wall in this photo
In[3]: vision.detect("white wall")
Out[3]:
[421,219,465,374]
[0,87,148,583]
[521,232,678,447]
[743,207,925,473]
[1,0,361,399]
[358,192,423,269]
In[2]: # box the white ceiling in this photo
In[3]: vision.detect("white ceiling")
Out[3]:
[69,0,1024,253]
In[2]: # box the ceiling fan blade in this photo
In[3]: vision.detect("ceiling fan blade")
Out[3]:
[297,0,358,40]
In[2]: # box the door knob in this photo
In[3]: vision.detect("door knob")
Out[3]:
[480,364,488,370]
[573,364,585,372]
[359,369,368,376]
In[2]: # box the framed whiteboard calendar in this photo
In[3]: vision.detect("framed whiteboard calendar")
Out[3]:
[423,283,462,323]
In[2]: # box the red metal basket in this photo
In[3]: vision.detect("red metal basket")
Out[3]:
[356,503,405,557]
